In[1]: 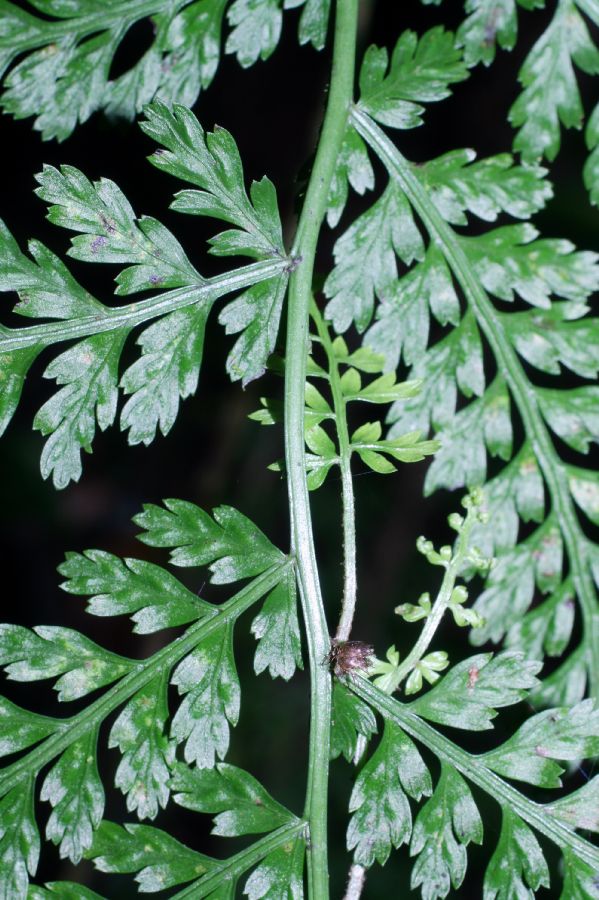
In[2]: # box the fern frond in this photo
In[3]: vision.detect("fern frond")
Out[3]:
[0,0,330,140]
[349,670,599,899]
[345,89,599,702]
[85,819,306,898]
[0,502,295,894]
[0,102,289,487]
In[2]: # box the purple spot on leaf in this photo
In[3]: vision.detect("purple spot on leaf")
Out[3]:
[90,235,107,254]
[99,213,116,235]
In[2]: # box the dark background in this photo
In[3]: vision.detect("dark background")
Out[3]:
[1,0,598,896]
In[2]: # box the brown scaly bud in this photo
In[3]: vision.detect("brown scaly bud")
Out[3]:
[327,640,374,678]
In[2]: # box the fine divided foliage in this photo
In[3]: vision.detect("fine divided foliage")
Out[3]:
[446,0,599,204]
[0,100,288,488]
[337,492,599,894]
[0,0,331,140]
[0,501,299,896]
[336,24,599,712]
[349,659,599,900]
[1,1,599,899]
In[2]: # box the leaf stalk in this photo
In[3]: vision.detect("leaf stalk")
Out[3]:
[310,300,357,643]
[0,258,288,352]
[284,1,360,896]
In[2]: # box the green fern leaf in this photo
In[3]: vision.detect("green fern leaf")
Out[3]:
[0,698,58,758]
[350,676,599,898]
[0,0,314,139]
[423,378,512,494]
[330,682,378,763]
[171,624,240,768]
[532,647,589,707]
[0,504,291,897]
[418,150,551,224]
[108,674,175,820]
[40,729,104,863]
[481,699,599,787]
[35,164,201,291]
[0,624,134,700]
[351,102,599,688]
[470,517,563,646]
[347,722,431,867]
[0,782,38,898]
[251,570,303,681]
[538,386,599,452]
[559,849,599,900]
[120,305,210,445]
[58,550,211,633]
[456,0,526,67]
[502,304,599,378]
[381,314,482,430]
[584,98,599,204]
[505,579,575,661]
[509,0,599,162]
[170,761,295,836]
[243,836,305,900]
[409,651,541,729]
[143,101,285,262]
[0,103,289,486]
[467,224,599,307]
[226,0,282,68]
[484,808,550,898]
[547,776,599,832]
[219,272,289,383]
[291,0,331,50]
[358,28,468,130]
[410,764,483,900]
[465,446,544,559]
[352,420,439,472]
[567,466,599,525]
[326,126,374,228]
[324,183,424,333]
[134,500,285,582]
[35,332,127,487]
[87,820,213,892]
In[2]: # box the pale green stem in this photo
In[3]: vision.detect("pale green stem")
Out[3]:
[390,514,475,690]
[351,677,599,870]
[0,259,287,352]
[0,562,290,798]
[310,300,357,643]
[352,106,599,701]
[170,820,307,899]
[284,2,359,896]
